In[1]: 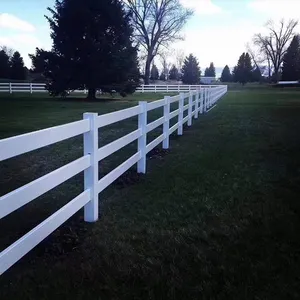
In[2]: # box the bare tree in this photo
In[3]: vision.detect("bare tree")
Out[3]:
[253,19,298,81]
[175,48,185,72]
[125,0,193,84]
[159,50,172,80]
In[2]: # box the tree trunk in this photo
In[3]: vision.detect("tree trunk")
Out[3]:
[144,58,151,85]
[87,87,96,100]
[144,53,155,85]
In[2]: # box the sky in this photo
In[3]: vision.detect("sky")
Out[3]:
[0,0,300,76]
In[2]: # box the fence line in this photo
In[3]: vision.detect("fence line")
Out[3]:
[0,85,227,275]
[0,83,222,94]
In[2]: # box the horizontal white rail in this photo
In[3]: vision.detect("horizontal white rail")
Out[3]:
[0,85,227,274]
[0,120,90,161]
[0,190,91,275]
[97,129,142,161]
[0,83,224,94]
[97,152,141,193]
[146,117,165,133]
[0,156,91,219]
[146,134,165,153]
[97,106,140,128]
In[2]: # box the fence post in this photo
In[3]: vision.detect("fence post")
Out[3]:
[204,88,207,113]
[30,83,33,94]
[155,85,157,93]
[206,88,209,111]
[189,85,191,92]
[167,85,169,93]
[200,89,203,114]
[188,92,193,126]
[178,93,184,136]
[195,90,199,119]
[9,83,12,94]
[142,85,145,93]
[163,96,170,149]
[83,112,99,222]
[137,101,147,174]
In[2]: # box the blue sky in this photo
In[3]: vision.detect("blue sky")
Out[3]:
[1,0,299,73]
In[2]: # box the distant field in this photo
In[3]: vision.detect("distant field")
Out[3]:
[1,88,300,299]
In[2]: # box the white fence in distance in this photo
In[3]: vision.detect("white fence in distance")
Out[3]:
[0,83,222,94]
[0,85,228,275]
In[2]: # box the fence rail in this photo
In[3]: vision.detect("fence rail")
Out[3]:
[0,85,227,275]
[0,83,222,94]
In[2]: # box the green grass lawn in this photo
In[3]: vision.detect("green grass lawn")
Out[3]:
[1,88,300,299]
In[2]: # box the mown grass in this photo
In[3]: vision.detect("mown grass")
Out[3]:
[1,88,300,299]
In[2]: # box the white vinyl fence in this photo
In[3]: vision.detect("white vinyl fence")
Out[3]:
[0,83,222,94]
[0,85,227,275]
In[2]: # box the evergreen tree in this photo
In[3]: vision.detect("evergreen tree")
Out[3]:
[150,64,159,80]
[234,53,252,84]
[282,35,300,81]
[10,51,26,80]
[208,62,216,77]
[169,65,179,80]
[0,50,10,79]
[252,67,262,82]
[159,71,166,81]
[204,67,209,77]
[204,63,216,77]
[30,0,139,99]
[181,54,201,84]
[220,65,232,82]
[232,66,238,82]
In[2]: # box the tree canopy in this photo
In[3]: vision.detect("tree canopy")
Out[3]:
[150,64,159,80]
[30,0,139,99]
[0,48,26,80]
[169,65,179,80]
[204,62,216,77]
[233,53,252,84]
[125,0,192,84]
[10,51,26,80]
[253,19,298,82]
[0,50,10,79]
[282,35,300,81]
[220,65,232,82]
[181,54,201,84]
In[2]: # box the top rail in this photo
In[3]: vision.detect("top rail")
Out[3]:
[0,119,90,161]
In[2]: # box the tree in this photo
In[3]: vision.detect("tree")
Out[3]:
[254,19,298,82]
[234,53,252,85]
[206,62,216,77]
[159,71,166,81]
[175,49,185,79]
[181,54,200,84]
[10,51,26,80]
[252,67,262,82]
[150,64,159,80]
[169,65,179,80]
[30,0,139,99]
[220,65,232,82]
[160,51,171,81]
[204,67,209,77]
[125,0,193,85]
[282,35,300,81]
[0,50,10,79]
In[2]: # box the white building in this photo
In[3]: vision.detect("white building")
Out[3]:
[200,77,216,84]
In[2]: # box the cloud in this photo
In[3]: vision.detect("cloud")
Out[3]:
[0,13,35,32]
[180,0,223,15]
[171,20,262,71]
[0,34,44,67]
[248,0,300,19]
